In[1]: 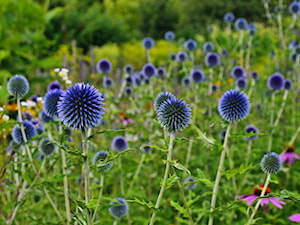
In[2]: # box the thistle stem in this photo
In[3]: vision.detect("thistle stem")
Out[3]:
[273,90,289,127]
[208,122,232,225]
[149,133,175,225]
[92,174,105,223]
[246,173,271,225]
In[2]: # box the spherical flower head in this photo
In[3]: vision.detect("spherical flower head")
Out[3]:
[142,37,155,50]
[154,92,176,112]
[12,121,37,145]
[267,73,284,90]
[123,64,133,74]
[111,136,128,152]
[103,77,114,89]
[234,18,248,30]
[284,80,293,90]
[176,51,188,62]
[182,77,191,87]
[157,97,192,133]
[211,84,219,93]
[184,177,197,190]
[170,53,177,61]
[164,31,175,41]
[260,152,282,174]
[21,111,33,121]
[142,63,156,78]
[184,39,197,51]
[223,12,235,22]
[235,77,248,89]
[96,59,112,74]
[39,138,57,156]
[248,23,257,36]
[124,86,133,97]
[245,125,259,141]
[47,81,62,92]
[191,69,205,83]
[140,143,152,153]
[7,75,29,98]
[157,68,166,78]
[218,89,250,122]
[231,66,245,79]
[289,1,300,14]
[109,198,129,219]
[202,42,214,54]
[57,83,105,130]
[92,150,113,172]
[251,71,259,80]
[43,89,64,118]
[39,111,54,123]
[205,52,220,67]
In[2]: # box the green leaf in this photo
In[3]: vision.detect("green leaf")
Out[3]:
[88,129,125,140]
[171,160,191,176]
[166,174,179,189]
[126,198,155,209]
[86,199,100,209]
[170,201,188,217]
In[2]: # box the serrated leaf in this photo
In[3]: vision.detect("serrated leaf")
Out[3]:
[90,184,102,190]
[170,201,188,217]
[126,198,155,209]
[86,199,100,209]
[166,174,179,189]
[171,160,191,176]
[88,129,125,140]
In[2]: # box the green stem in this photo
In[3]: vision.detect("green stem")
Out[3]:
[246,173,271,225]
[273,90,289,127]
[289,125,300,146]
[92,174,105,223]
[149,133,175,225]
[185,138,194,168]
[208,122,232,225]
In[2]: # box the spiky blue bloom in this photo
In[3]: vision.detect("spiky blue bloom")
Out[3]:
[191,69,205,83]
[157,68,166,78]
[157,97,192,133]
[284,80,293,90]
[248,23,257,36]
[218,89,250,122]
[142,63,156,78]
[111,136,128,152]
[57,83,105,130]
[202,42,214,54]
[211,84,218,93]
[123,64,133,74]
[234,18,248,30]
[154,92,176,112]
[164,31,175,41]
[124,86,133,97]
[109,198,129,219]
[260,152,282,174]
[182,77,191,87]
[231,66,245,79]
[12,121,37,145]
[47,81,62,92]
[39,138,57,156]
[96,59,112,74]
[205,52,220,67]
[184,177,197,190]
[43,89,64,118]
[7,75,29,98]
[251,71,259,80]
[20,111,33,121]
[103,77,114,89]
[170,53,177,61]
[142,37,155,50]
[184,39,197,51]
[39,111,54,123]
[245,125,259,141]
[176,51,188,62]
[267,73,284,90]
[289,0,300,14]
[92,150,113,172]
[223,12,235,22]
[140,143,152,153]
[235,77,248,89]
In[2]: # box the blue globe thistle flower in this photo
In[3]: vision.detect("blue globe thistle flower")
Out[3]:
[157,68,166,78]
[12,121,37,145]
[123,64,133,74]
[205,52,220,67]
[245,125,259,141]
[142,63,156,78]
[154,92,176,112]
[39,138,57,156]
[218,89,250,122]
[109,198,129,219]
[47,81,62,92]
[221,49,228,57]
[223,12,235,22]
[92,151,113,172]
[231,66,245,79]
[164,31,175,41]
[184,39,197,51]
[157,97,192,133]
[260,152,282,174]
[103,77,114,89]
[289,41,298,50]
[57,83,105,130]
[7,75,29,98]
[284,80,293,90]
[251,71,259,80]
[170,53,177,61]
[96,59,112,74]
[182,77,191,87]
[43,89,64,118]
[234,18,248,30]
[33,120,44,134]
[267,73,284,90]
[202,42,215,54]
[142,37,155,50]
[111,136,128,152]
[20,111,33,121]
[191,69,205,83]
[124,86,133,97]
[39,111,54,123]
[291,53,297,63]
[248,23,257,36]
[176,51,188,62]
[219,129,227,140]
[235,77,248,89]
[289,0,300,14]
[211,84,219,93]
[30,95,38,103]
[184,177,197,190]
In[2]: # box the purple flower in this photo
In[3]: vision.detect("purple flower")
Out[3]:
[289,213,300,222]
[280,144,300,165]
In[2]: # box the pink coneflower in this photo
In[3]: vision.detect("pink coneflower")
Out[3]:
[235,184,286,209]
[280,144,300,165]
[289,213,300,222]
